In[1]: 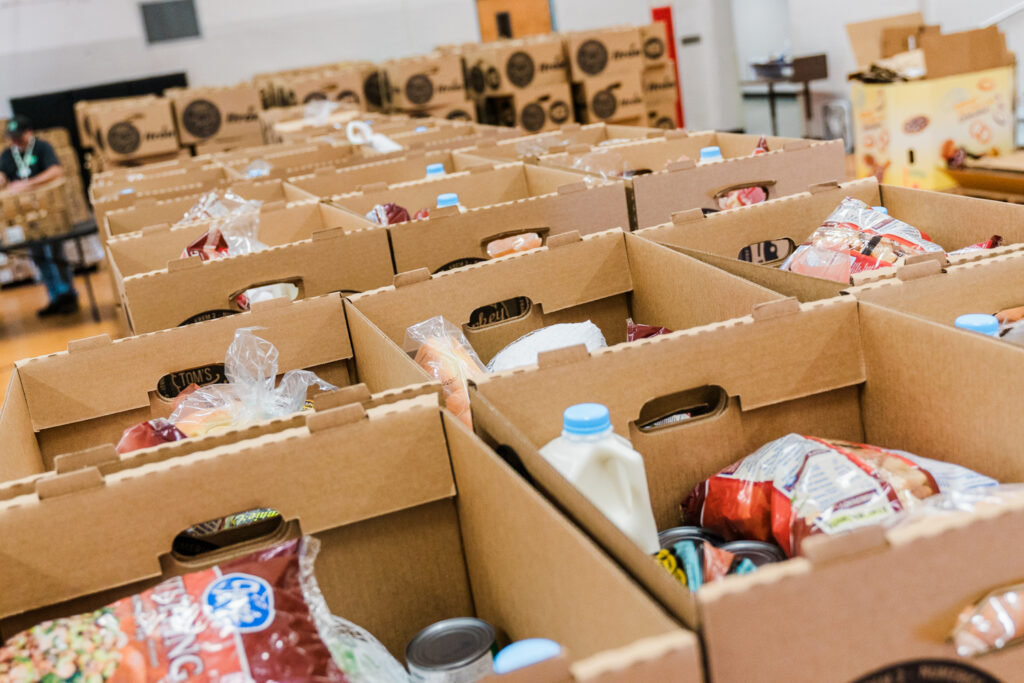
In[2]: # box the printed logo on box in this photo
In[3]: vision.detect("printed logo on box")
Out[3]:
[202,573,275,633]
[157,362,228,400]
[405,75,434,105]
[521,102,547,132]
[644,36,665,60]
[182,99,223,139]
[506,51,536,88]
[851,659,999,683]
[577,40,609,75]
[107,122,141,154]
[592,90,618,119]
[550,100,571,125]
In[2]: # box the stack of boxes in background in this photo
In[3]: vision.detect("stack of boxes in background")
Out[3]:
[254,62,380,111]
[465,34,573,133]
[639,22,680,129]
[566,26,647,126]
[380,52,475,121]
[76,96,182,171]
[166,84,265,154]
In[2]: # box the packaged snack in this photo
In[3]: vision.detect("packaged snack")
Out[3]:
[627,319,672,341]
[365,202,411,225]
[683,434,998,557]
[780,198,944,283]
[486,232,543,259]
[115,418,187,454]
[996,305,1024,324]
[754,136,770,155]
[656,538,749,592]
[486,321,607,373]
[953,584,1024,657]
[0,538,409,683]
[413,207,430,220]
[405,316,487,427]
[948,234,1003,256]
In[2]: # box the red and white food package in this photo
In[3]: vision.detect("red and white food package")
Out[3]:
[948,234,1003,256]
[780,198,944,282]
[683,434,998,557]
[627,319,673,341]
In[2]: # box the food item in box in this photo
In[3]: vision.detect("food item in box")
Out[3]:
[717,185,768,210]
[115,418,187,454]
[954,583,1024,657]
[655,535,764,591]
[486,232,542,258]
[753,136,770,155]
[486,321,607,372]
[406,618,495,682]
[366,202,411,225]
[627,319,672,341]
[780,197,944,283]
[997,305,1024,324]
[0,538,408,683]
[948,234,1003,256]
[683,434,998,557]
[406,316,487,427]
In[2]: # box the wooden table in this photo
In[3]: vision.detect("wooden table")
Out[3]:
[741,54,828,136]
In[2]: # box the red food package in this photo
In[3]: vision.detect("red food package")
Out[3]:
[717,185,768,210]
[365,202,411,225]
[683,434,998,557]
[413,208,430,220]
[627,319,673,341]
[183,228,230,261]
[0,539,351,682]
[702,544,737,583]
[115,418,187,454]
[753,135,770,155]
[948,234,1003,256]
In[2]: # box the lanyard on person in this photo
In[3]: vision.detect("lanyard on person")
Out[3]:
[11,137,35,179]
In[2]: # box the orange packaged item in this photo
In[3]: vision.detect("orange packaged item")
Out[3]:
[406,316,487,427]
[486,232,543,258]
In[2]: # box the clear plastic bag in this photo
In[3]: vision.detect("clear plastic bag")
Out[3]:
[780,197,944,282]
[405,316,487,427]
[683,434,998,557]
[346,120,403,154]
[0,537,408,682]
[170,327,337,437]
[570,150,629,181]
[243,159,273,178]
[181,190,265,261]
[304,99,340,125]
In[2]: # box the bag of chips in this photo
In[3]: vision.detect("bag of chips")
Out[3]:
[405,316,487,427]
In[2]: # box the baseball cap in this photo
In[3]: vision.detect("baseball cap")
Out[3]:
[6,115,32,138]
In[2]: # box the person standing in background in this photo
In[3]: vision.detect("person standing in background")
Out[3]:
[0,115,78,316]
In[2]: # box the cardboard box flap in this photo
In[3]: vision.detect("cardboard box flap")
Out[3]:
[351,230,635,344]
[846,12,925,69]
[881,24,940,59]
[921,26,1016,79]
[0,395,453,621]
[15,294,352,431]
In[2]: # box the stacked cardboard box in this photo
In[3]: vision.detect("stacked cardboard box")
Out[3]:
[379,51,474,121]
[77,96,180,168]
[34,127,91,224]
[0,180,72,247]
[166,84,265,152]
[564,26,647,126]
[465,34,573,133]
[639,23,679,129]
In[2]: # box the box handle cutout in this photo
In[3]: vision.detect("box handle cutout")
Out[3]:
[170,507,288,561]
[738,237,796,264]
[466,296,533,329]
[481,227,551,257]
[712,180,776,210]
[634,385,727,432]
[227,278,303,310]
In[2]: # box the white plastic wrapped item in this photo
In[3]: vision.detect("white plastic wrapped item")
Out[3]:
[304,99,340,125]
[243,159,273,178]
[347,120,403,154]
[571,150,629,180]
[780,197,944,282]
[487,321,607,373]
[177,189,259,225]
[406,316,487,427]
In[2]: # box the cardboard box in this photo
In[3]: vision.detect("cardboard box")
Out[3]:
[481,82,575,133]
[572,71,645,124]
[219,142,363,180]
[847,16,1016,190]
[463,34,568,98]
[564,27,644,80]
[0,393,702,680]
[329,163,632,273]
[286,149,472,200]
[851,248,1024,346]
[643,63,678,104]
[167,85,263,146]
[469,295,1024,681]
[107,201,390,333]
[645,99,678,130]
[382,53,467,110]
[89,97,180,161]
[406,101,478,122]
[537,130,844,228]
[637,176,1024,302]
[640,22,671,69]
[103,179,310,238]
[0,180,73,245]
[0,294,365,483]
[346,229,784,394]
[453,122,663,166]
[271,67,369,108]
[89,165,234,203]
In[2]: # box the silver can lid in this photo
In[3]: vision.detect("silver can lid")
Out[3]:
[406,617,495,671]
[720,540,786,566]
[658,526,724,550]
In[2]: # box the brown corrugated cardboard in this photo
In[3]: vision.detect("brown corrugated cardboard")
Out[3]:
[645,99,678,130]
[846,12,925,70]
[643,63,677,104]
[382,53,467,110]
[89,97,180,161]
[0,394,702,681]
[271,67,368,107]
[167,85,264,146]
[108,201,390,333]
[572,71,645,124]
[219,142,362,180]
[482,82,575,132]
[329,163,631,273]
[637,177,1024,301]
[564,27,644,80]
[470,295,1024,681]
[286,149,469,200]
[90,165,234,203]
[463,34,568,98]
[102,179,311,238]
[640,23,670,69]
[346,229,784,394]
[452,122,662,166]
[406,101,478,122]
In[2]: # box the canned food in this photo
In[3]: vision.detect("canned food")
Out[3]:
[658,526,724,550]
[720,540,787,566]
[406,617,496,682]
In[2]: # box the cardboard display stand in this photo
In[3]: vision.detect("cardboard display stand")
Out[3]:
[0,392,704,681]
[636,177,1024,302]
[470,296,1024,681]
[328,162,632,273]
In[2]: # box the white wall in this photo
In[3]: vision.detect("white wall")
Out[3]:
[0,0,481,116]
[731,0,791,82]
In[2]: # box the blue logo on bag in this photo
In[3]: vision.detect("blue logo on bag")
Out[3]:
[202,572,275,633]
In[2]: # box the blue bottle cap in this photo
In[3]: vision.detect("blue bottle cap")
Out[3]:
[699,146,723,162]
[426,162,445,176]
[415,125,428,132]
[563,403,611,435]
[437,192,460,208]
[119,188,135,195]
[955,314,1000,337]
[872,206,889,215]
[493,639,563,674]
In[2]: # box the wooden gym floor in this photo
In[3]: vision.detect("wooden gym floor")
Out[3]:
[0,268,124,402]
